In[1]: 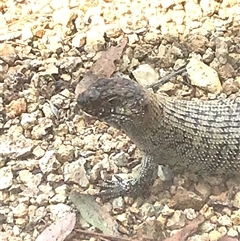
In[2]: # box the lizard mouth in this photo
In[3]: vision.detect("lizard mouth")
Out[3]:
[81,106,131,130]
[81,106,126,119]
[98,107,131,119]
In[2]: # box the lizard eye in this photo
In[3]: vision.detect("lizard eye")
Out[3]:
[108,97,119,106]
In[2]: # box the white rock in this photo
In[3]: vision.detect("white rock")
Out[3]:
[132,64,159,86]
[161,0,174,9]
[172,10,185,25]
[20,186,39,198]
[21,25,33,41]
[185,1,203,21]
[72,33,86,48]
[31,118,53,139]
[38,183,54,196]
[173,58,186,70]
[32,145,45,159]
[55,184,68,195]
[42,102,55,119]
[50,0,69,10]
[19,170,42,187]
[12,225,20,236]
[85,26,105,53]
[201,221,216,233]
[139,203,155,217]
[21,112,38,129]
[0,12,7,28]
[128,33,139,44]
[183,208,197,220]
[22,88,39,103]
[217,215,232,227]
[105,24,122,38]
[56,144,74,162]
[166,210,186,229]
[161,205,175,216]
[48,203,72,220]
[36,193,49,204]
[45,63,59,74]
[186,58,222,94]
[0,166,13,189]
[19,170,33,183]
[84,7,102,25]
[12,203,28,217]
[200,0,216,16]
[50,193,67,203]
[208,230,223,241]
[233,192,240,209]
[39,150,61,174]
[63,158,89,187]
[35,207,47,221]
[227,227,238,237]
[47,173,63,182]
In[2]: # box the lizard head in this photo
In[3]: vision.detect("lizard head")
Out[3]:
[77,77,147,129]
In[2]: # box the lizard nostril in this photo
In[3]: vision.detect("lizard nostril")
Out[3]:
[77,88,100,107]
[77,93,89,106]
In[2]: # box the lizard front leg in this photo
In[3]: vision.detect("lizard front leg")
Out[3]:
[96,155,158,199]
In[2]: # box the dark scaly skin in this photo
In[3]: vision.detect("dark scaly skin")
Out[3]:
[77,77,240,198]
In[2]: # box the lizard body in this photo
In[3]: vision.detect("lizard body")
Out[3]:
[77,77,240,197]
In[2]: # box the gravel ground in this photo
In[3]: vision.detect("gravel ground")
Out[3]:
[0,0,240,240]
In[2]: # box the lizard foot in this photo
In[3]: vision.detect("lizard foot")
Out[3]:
[94,155,157,200]
[95,175,141,199]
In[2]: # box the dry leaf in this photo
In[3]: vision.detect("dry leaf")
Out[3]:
[75,36,128,98]
[218,236,238,241]
[91,36,128,78]
[70,192,119,235]
[36,213,76,241]
[164,215,204,241]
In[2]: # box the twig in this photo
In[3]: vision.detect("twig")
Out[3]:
[74,228,158,241]
[147,67,187,91]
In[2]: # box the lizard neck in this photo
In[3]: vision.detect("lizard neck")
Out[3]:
[118,90,165,153]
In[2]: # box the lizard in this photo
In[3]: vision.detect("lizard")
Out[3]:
[77,77,240,198]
